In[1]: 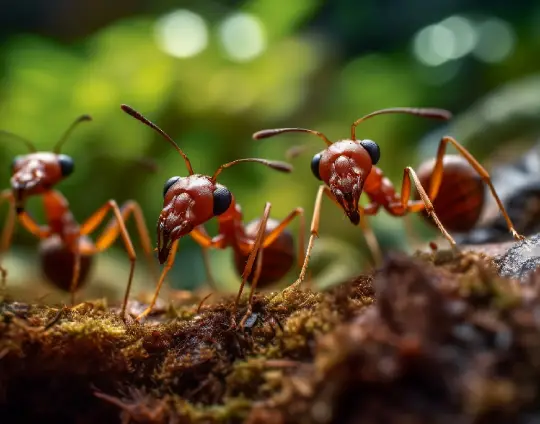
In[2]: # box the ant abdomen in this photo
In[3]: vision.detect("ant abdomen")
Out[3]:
[416,154,485,232]
[38,235,94,292]
[233,217,295,288]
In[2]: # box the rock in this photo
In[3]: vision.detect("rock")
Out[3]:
[496,233,540,282]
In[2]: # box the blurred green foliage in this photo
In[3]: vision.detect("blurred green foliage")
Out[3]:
[1,0,539,297]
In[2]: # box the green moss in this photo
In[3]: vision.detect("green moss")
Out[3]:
[2,249,540,423]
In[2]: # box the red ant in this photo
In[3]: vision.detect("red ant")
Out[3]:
[253,107,525,288]
[121,105,303,326]
[0,115,155,319]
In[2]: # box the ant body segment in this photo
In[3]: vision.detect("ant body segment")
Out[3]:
[0,115,154,319]
[121,105,303,326]
[253,107,524,288]
[415,155,486,234]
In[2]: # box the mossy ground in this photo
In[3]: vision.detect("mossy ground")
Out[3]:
[1,248,540,423]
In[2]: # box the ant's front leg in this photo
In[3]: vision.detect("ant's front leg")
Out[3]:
[190,225,226,290]
[3,204,52,292]
[136,227,225,322]
[287,185,381,295]
[78,199,138,320]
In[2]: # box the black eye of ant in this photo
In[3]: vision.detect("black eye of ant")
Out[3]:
[213,186,232,215]
[58,154,74,177]
[311,152,322,180]
[11,155,23,173]
[163,176,180,197]
[360,139,380,165]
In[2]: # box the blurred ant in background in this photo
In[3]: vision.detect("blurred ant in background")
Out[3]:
[0,115,155,319]
[254,107,524,289]
[121,105,303,327]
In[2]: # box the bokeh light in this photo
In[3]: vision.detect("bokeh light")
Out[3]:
[218,13,266,62]
[472,18,516,63]
[154,9,209,58]
[412,15,477,67]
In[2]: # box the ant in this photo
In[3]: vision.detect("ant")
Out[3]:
[253,107,525,289]
[0,115,155,319]
[120,105,303,326]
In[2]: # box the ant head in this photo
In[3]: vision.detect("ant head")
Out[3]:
[3,115,91,212]
[253,107,451,225]
[311,140,380,224]
[121,104,292,264]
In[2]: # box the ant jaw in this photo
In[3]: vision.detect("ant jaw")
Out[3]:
[157,244,171,265]
[347,210,361,226]
[157,221,193,264]
[329,179,363,227]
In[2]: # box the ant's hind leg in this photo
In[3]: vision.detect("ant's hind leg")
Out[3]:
[428,136,523,241]
[78,200,138,321]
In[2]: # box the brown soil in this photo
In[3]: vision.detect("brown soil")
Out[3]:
[1,248,539,424]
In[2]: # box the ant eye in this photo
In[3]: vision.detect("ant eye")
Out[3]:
[11,155,23,173]
[311,152,322,180]
[360,139,380,165]
[213,186,232,215]
[58,154,74,176]
[163,176,180,197]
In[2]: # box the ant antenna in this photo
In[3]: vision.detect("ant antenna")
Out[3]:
[121,104,194,176]
[212,158,292,183]
[53,115,93,153]
[350,107,452,140]
[253,128,332,146]
[0,131,37,152]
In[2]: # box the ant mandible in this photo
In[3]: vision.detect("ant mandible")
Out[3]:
[121,105,300,326]
[0,115,155,319]
[253,107,525,288]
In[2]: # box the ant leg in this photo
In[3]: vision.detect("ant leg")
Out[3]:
[191,225,221,290]
[253,207,305,269]
[390,166,456,248]
[77,200,138,320]
[232,202,271,328]
[358,208,383,267]
[286,185,330,291]
[428,136,523,240]
[136,240,179,321]
[239,247,264,329]
[81,200,156,277]
[325,194,382,268]
[200,247,218,290]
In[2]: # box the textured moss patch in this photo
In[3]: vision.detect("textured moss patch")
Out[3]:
[2,249,540,423]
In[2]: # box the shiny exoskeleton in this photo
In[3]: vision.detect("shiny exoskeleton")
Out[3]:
[416,155,485,233]
[121,104,303,327]
[254,107,524,289]
[0,116,154,320]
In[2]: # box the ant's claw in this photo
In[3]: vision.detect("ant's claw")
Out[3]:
[511,230,525,241]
